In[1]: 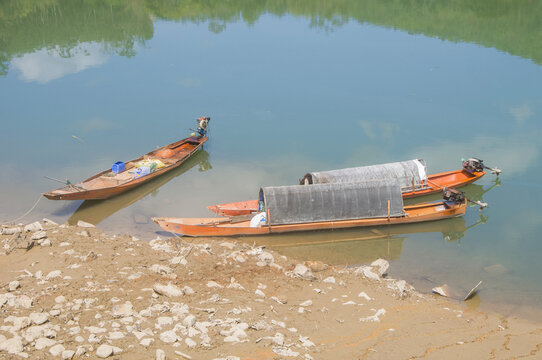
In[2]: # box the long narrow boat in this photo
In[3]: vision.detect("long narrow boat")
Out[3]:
[44,117,210,200]
[153,180,468,237]
[207,158,491,216]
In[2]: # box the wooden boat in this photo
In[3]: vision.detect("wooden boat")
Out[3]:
[208,167,484,216]
[44,117,210,200]
[153,181,468,237]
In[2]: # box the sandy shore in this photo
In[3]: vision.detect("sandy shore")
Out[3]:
[1,220,541,359]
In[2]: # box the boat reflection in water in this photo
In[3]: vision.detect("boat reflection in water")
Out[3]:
[237,217,473,265]
[67,150,211,226]
[234,181,496,266]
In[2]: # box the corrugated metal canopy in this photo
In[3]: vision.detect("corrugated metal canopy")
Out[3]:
[260,179,405,226]
[300,159,427,189]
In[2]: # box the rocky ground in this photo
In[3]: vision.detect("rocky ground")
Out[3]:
[1,220,542,359]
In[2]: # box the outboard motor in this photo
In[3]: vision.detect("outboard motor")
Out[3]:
[462,158,485,173]
[196,116,210,136]
[442,187,465,204]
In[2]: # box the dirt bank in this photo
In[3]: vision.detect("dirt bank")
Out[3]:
[1,220,541,359]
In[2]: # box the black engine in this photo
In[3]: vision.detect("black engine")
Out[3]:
[442,187,465,203]
[462,158,485,173]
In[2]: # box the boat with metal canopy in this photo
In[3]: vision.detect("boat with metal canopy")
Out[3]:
[207,158,499,216]
[153,180,468,237]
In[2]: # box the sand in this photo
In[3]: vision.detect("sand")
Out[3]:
[1,220,541,359]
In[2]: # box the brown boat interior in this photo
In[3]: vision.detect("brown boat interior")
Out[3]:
[49,140,202,195]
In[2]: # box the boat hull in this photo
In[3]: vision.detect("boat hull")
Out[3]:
[154,200,466,237]
[207,170,484,216]
[43,135,207,201]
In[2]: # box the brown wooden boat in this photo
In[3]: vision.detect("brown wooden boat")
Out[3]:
[154,181,468,237]
[154,199,466,237]
[207,168,484,216]
[44,117,210,200]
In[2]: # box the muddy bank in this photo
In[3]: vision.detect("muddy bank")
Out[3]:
[1,220,541,359]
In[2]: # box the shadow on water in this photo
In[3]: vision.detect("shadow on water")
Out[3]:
[67,149,211,226]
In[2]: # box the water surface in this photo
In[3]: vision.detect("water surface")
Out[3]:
[1,0,542,320]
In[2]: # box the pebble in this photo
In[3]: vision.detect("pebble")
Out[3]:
[29,312,49,325]
[2,227,22,235]
[108,332,125,340]
[24,222,43,232]
[156,349,166,360]
[255,289,266,298]
[77,220,95,228]
[160,329,179,343]
[206,281,223,288]
[0,336,24,354]
[55,295,67,304]
[153,283,183,297]
[62,350,75,359]
[140,338,154,347]
[354,266,380,281]
[371,259,389,276]
[185,337,197,348]
[35,337,56,350]
[182,286,195,295]
[292,264,316,281]
[40,239,52,247]
[96,344,114,358]
[112,301,133,317]
[46,270,62,280]
[49,344,65,356]
[8,280,20,292]
[31,231,47,240]
[150,264,172,275]
[182,314,196,328]
[323,277,336,284]
[299,300,313,307]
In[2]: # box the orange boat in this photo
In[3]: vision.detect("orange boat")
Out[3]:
[207,158,496,216]
[153,181,468,237]
[44,117,210,200]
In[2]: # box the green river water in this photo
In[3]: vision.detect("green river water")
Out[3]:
[1,0,542,320]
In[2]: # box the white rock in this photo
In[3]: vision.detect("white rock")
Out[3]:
[299,335,315,347]
[155,349,166,360]
[2,227,22,235]
[323,276,336,284]
[272,346,299,357]
[255,289,266,298]
[77,220,95,228]
[15,295,33,308]
[84,326,107,334]
[111,346,122,355]
[299,300,313,307]
[153,283,183,297]
[31,231,47,240]
[360,308,387,322]
[75,346,86,357]
[108,332,125,340]
[49,344,65,356]
[170,256,187,266]
[96,344,114,358]
[24,222,43,232]
[371,258,389,276]
[35,337,56,350]
[0,336,23,354]
[150,264,172,275]
[75,336,85,343]
[182,315,196,328]
[206,281,223,288]
[354,266,381,281]
[160,329,178,343]
[29,312,48,325]
[55,295,66,304]
[358,292,372,301]
[40,239,52,247]
[8,280,20,292]
[156,316,173,329]
[182,286,195,295]
[140,338,154,347]
[46,270,62,280]
[258,252,274,264]
[292,264,316,280]
[62,350,75,359]
[112,301,133,318]
[185,337,197,348]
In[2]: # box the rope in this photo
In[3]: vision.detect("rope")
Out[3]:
[4,194,43,224]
